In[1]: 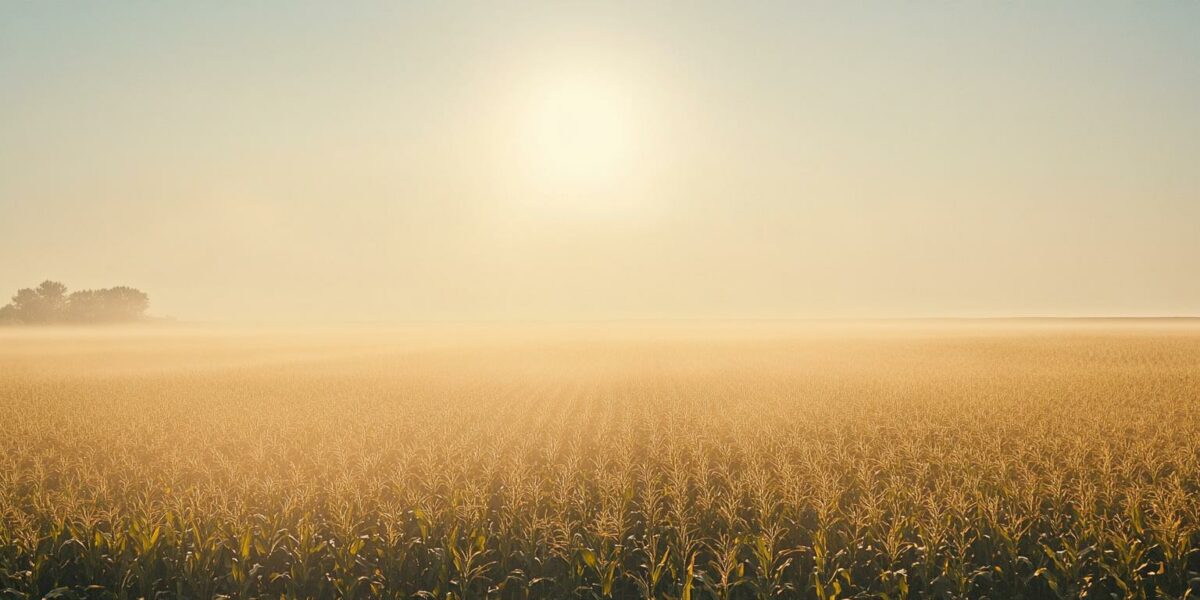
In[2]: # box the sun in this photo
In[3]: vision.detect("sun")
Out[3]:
[519,75,637,194]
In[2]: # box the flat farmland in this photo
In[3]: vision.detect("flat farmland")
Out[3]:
[1,322,1198,599]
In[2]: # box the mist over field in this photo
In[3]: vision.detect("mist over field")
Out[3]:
[4,322,1200,598]
[4,1,1200,599]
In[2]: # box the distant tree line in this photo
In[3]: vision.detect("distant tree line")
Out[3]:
[0,280,149,325]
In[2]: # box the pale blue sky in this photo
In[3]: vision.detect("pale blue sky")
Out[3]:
[2,2,1198,320]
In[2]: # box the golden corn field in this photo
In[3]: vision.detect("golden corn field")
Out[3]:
[2,322,1199,600]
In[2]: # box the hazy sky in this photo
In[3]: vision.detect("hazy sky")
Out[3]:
[2,2,1198,321]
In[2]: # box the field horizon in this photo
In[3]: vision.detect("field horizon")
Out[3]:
[4,2,1199,597]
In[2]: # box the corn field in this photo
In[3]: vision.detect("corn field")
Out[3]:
[1,323,1198,599]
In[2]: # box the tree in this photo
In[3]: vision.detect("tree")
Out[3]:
[66,286,150,323]
[4,280,68,323]
[1,281,150,324]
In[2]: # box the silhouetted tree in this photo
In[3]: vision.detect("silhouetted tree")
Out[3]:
[4,280,68,324]
[1,281,150,324]
[66,286,150,323]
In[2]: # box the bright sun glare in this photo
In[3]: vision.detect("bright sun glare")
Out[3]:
[521,76,637,194]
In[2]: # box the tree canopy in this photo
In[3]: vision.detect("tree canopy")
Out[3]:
[0,281,149,325]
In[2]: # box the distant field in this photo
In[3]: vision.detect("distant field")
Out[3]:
[2,322,1198,599]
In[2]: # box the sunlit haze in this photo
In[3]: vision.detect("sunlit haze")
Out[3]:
[4,6,1200,597]
[2,2,1197,321]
